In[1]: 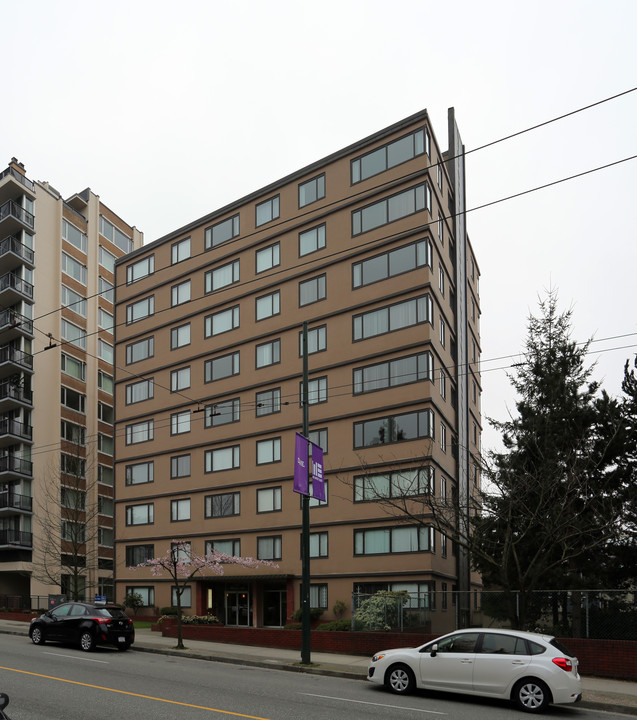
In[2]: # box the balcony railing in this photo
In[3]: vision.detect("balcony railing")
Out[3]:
[0,166,35,193]
[0,382,33,405]
[0,271,33,299]
[0,454,33,476]
[0,490,33,511]
[0,345,33,371]
[0,308,33,336]
[0,235,35,265]
[0,200,35,230]
[0,528,33,547]
[0,417,32,441]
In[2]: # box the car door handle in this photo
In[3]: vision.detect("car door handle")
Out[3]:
[512,661,526,665]
[460,659,473,663]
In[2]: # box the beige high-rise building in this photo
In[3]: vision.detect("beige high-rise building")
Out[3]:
[0,158,142,606]
[114,109,482,630]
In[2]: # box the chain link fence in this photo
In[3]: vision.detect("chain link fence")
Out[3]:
[351,589,637,640]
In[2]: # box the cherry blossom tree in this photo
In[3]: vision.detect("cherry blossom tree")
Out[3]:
[131,540,276,648]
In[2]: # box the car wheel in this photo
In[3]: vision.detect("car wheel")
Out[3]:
[79,631,96,652]
[513,678,551,713]
[386,663,416,695]
[31,626,45,645]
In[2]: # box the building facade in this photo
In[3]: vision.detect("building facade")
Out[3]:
[114,109,482,630]
[0,158,143,605]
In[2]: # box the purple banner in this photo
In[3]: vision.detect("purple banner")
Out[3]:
[311,443,326,501]
[293,433,309,494]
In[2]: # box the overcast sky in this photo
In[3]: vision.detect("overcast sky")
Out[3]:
[3,0,636,452]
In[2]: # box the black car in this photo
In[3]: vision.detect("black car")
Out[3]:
[29,602,135,652]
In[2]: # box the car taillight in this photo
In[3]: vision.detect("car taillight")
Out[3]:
[91,617,110,625]
[552,657,573,671]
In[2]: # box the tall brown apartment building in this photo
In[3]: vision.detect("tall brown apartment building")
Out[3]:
[114,109,482,630]
[0,158,143,605]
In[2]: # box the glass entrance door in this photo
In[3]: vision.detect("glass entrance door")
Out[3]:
[263,589,287,627]
[225,590,250,626]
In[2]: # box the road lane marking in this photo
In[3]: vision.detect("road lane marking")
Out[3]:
[299,692,447,715]
[0,666,271,719]
[43,652,109,664]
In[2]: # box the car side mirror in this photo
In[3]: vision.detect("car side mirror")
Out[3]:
[430,643,438,657]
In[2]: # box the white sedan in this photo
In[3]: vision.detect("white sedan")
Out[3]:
[367,627,582,713]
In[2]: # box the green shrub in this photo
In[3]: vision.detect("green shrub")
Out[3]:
[315,618,352,631]
[180,614,221,625]
[159,606,180,616]
[284,622,302,630]
[333,600,347,619]
[291,607,324,622]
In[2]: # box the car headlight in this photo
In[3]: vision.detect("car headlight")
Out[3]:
[372,653,386,663]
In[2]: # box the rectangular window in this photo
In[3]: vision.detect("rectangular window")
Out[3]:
[171,411,191,435]
[205,445,240,472]
[98,370,113,394]
[98,465,114,486]
[440,369,447,400]
[61,521,85,543]
[63,219,87,253]
[99,246,116,273]
[206,259,239,293]
[299,325,326,355]
[309,479,328,507]
[255,195,280,227]
[171,323,191,349]
[172,586,192,608]
[171,498,191,522]
[351,128,426,184]
[439,265,445,296]
[61,420,85,446]
[353,238,431,288]
[353,351,433,394]
[256,339,280,368]
[97,433,114,455]
[308,428,328,453]
[257,486,282,512]
[205,214,239,249]
[206,539,240,556]
[299,223,326,256]
[205,352,239,382]
[257,536,282,561]
[205,399,240,427]
[354,408,434,449]
[256,388,281,416]
[125,587,154,606]
[256,242,280,273]
[352,182,431,235]
[300,376,327,406]
[171,366,191,392]
[440,423,447,452]
[309,532,328,558]
[97,401,113,424]
[61,353,86,380]
[99,277,114,303]
[256,291,280,320]
[256,438,281,465]
[126,336,154,364]
[310,584,328,608]
[171,237,191,264]
[98,308,114,331]
[298,174,325,207]
[354,467,433,501]
[171,454,191,479]
[127,255,155,284]
[98,496,114,516]
[353,294,432,341]
[439,317,446,347]
[438,213,444,244]
[100,216,133,253]
[60,454,86,477]
[98,339,113,362]
[61,319,86,349]
[62,252,87,284]
[205,306,239,337]
[126,503,154,526]
[126,420,154,445]
[205,492,240,518]
[354,526,433,555]
[61,386,86,413]
[126,545,154,566]
[299,274,326,306]
[61,285,87,317]
[171,280,191,307]
[126,296,154,324]
[126,461,154,486]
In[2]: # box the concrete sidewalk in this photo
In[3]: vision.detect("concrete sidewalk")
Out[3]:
[2,619,636,715]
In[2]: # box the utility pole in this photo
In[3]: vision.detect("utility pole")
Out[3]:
[300,321,311,664]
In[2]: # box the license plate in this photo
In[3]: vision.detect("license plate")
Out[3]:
[118,636,126,642]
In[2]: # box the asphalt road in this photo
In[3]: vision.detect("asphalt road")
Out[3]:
[0,634,628,720]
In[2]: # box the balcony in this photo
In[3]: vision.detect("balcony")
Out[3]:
[0,490,33,513]
[0,309,33,341]
[0,417,32,448]
[0,528,33,548]
[0,454,33,481]
[0,235,35,273]
[0,271,33,306]
[0,381,33,412]
[0,200,34,235]
[0,345,33,381]
[0,167,35,205]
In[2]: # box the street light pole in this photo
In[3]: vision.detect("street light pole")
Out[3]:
[301,321,311,664]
